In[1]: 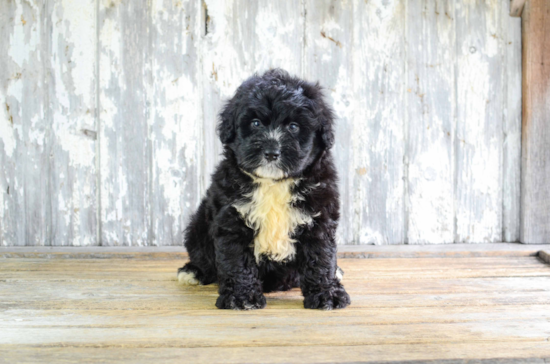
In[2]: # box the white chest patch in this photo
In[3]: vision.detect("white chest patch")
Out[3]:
[234,178,314,263]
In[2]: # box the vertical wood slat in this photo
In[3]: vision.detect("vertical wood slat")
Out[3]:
[1,0,99,247]
[520,0,550,244]
[99,0,151,246]
[351,0,406,244]
[303,0,354,245]
[455,0,503,243]
[406,0,455,244]
[502,1,522,243]
[149,0,203,246]
[0,1,26,246]
[1,1,51,246]
[49,0,98,246]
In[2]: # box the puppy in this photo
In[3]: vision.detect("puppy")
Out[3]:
[177,69,350,310]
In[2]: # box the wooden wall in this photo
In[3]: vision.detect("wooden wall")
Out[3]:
[0,0,522,246]
[520,0,550,244]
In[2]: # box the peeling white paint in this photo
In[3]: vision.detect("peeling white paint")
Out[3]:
[28,118,45,146]
[58,0,96,99]
[0,105,16,157]
[156,73,199,163]
[405,0,456,245]
[408,143,454,243]
[1,0,522,246]
[99,18,122,92]
[0,180,4,246]
[8,1,41,69]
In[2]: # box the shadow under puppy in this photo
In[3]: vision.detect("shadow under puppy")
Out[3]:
[177,69,350,310]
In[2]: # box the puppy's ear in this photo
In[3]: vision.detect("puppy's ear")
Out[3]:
[304,82,335,150]
[217,102,236,144]
[318,101,335,150]
[320,122,335,150]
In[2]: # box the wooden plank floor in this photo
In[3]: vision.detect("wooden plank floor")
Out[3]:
[1,247,550,363]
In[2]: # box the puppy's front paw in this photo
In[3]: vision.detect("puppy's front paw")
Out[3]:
[304,286,350,310]
[215,291,267,310]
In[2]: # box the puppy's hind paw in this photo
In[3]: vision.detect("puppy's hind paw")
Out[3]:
[177,271,200,285]
[304,286,350,310]
[335,266,344,282]
[177,263,202,285]
[215,291,267,310]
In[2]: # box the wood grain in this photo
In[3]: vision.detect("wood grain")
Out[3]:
[1,0,50,246]
[1,255,550,363]
[149,0,203,246]
[1,343,549,364]
[502,0,523,243]
[2,319,550,347]
[406,0,455,244]
[455,0,504,243]
[303,0,354,245]
[520,0,550,244]
[0,1,525,246]
[351,0,406,244]
[510,0,527,17]
[2,258,550,313]
[99,0,151,246]
[49,0,98,246]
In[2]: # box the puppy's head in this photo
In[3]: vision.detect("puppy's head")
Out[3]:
[218,69,334,180]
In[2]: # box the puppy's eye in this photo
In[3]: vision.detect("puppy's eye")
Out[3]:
[251,119,261,128]
[288,123,299,132]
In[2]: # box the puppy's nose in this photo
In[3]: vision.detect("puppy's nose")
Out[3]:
[264,149,281,161]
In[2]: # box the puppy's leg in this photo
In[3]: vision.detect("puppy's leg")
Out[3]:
[214,206,266,310]
[297,234,350,310]
[178,201,218,286]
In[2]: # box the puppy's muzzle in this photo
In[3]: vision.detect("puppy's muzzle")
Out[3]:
[263,137,281,162]
[264,148,280,162]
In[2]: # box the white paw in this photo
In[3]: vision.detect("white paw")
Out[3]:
[335,266,344,282]
[177,271,200,285]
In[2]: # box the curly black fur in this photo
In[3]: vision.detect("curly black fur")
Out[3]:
[178,69,350,310]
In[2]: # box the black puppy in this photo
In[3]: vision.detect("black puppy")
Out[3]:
[177,69,350,310]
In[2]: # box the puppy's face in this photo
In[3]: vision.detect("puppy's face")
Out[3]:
[232,101,318,180]
[218,69,334,180]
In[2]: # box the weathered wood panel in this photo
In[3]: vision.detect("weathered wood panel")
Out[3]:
[0,0,524,246]
[99,0,151,246]
[520,0,550,244]
[502,1,522,243]
[149,0,203,246]
[455,0,503,243]
[509,0,526,17]
[1,1,51,246]
[303,0,354,245]
[351,0,406,244]
[0,1,23,246]
[49,0,98,246]
[406,0,455,244]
